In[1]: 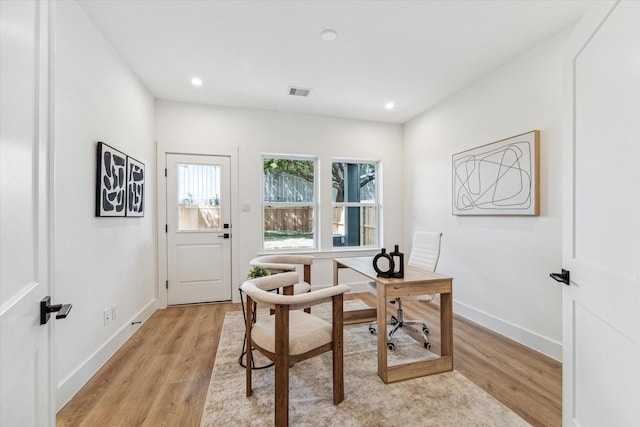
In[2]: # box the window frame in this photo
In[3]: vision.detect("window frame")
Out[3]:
[262,154,319,252]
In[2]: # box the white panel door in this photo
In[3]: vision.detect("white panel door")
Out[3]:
[562,1,640,426]
[166,154,232,304]
[0,1,55,425]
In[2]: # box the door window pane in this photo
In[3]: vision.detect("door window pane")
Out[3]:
[177,163,221,231]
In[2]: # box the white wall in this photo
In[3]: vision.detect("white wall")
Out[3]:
[155,101,404,302]
[54,1,157,409]
[403,31,569,360]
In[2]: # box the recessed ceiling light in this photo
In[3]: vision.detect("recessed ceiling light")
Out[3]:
[385,102,395,110]
[320,29,337,42]
[191,77,203,86]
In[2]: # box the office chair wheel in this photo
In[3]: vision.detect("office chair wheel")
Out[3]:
[390,316,398,325]
[424,342,431,349]
[387,342,396,351]
[368,326,377,335]
[423,326,430,334]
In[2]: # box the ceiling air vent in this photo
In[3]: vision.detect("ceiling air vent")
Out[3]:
[288,86,312,97]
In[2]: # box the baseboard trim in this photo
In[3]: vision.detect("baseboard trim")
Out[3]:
[56,299,158,411]
[454,301,562,361]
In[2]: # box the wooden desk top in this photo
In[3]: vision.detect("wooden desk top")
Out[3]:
[334,256,453,285]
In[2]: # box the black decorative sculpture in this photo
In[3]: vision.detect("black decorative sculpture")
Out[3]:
[372,248,394,278]
[389,245,405,278]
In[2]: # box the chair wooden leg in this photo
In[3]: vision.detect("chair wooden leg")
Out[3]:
[332,294,344,404]
[274,305,289,427]
[245,296,253,397]
[304,265,311,314]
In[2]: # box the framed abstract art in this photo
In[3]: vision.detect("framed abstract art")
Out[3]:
[96,141,127,217]
[126,155,145,217]
[452,130,539,216]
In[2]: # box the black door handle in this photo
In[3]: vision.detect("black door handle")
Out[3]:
[218,233,230,239]
[40,296,72,325]
[549,269,570,286]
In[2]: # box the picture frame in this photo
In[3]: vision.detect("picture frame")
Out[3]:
[96,141,127,217]
[126,156,145,217]
[452,130,540,216]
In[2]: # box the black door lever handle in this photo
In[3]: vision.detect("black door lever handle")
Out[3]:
[40,296,73,325]
[549,269,570,286]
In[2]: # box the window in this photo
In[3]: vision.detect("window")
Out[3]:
[176,163,221,231]
[332,161,378,248]
[263,156,317,250]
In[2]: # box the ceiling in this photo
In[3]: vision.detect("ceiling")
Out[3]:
[77,0,591,124]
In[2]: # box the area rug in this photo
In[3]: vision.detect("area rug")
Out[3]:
[200,301,530,426]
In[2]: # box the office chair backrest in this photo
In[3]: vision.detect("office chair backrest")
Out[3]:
[408,231,442,272]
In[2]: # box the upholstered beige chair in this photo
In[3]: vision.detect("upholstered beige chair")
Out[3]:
[241,272,350,427]
[249,255,313,297]
[240,255,315,369]
[369,231,443,350]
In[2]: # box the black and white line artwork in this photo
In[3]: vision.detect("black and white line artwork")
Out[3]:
[126,156,145,217]
[452,131,539,216]
[96,142,127,217]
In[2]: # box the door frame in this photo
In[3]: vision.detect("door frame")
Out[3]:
[156,142,239,308]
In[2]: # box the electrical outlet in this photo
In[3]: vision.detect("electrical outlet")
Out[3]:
[103,308,112,326]
[111,304,117,320]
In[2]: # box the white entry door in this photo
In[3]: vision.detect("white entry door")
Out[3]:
[0,0,55,425]
[562,1,639,426]
[166,154,232,304]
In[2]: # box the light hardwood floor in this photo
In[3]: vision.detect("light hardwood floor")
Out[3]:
[57,293,561,427]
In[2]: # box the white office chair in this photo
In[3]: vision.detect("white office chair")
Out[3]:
[368,231,443,350]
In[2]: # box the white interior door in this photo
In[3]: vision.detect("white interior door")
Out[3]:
[562,1,640,426]
[0,0,55,425]
[166,154,232,304]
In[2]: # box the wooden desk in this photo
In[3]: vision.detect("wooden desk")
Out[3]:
[333,256,453,383]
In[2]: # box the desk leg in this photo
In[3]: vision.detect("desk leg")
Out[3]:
[440,291,453,360]
[376,281,388,383]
